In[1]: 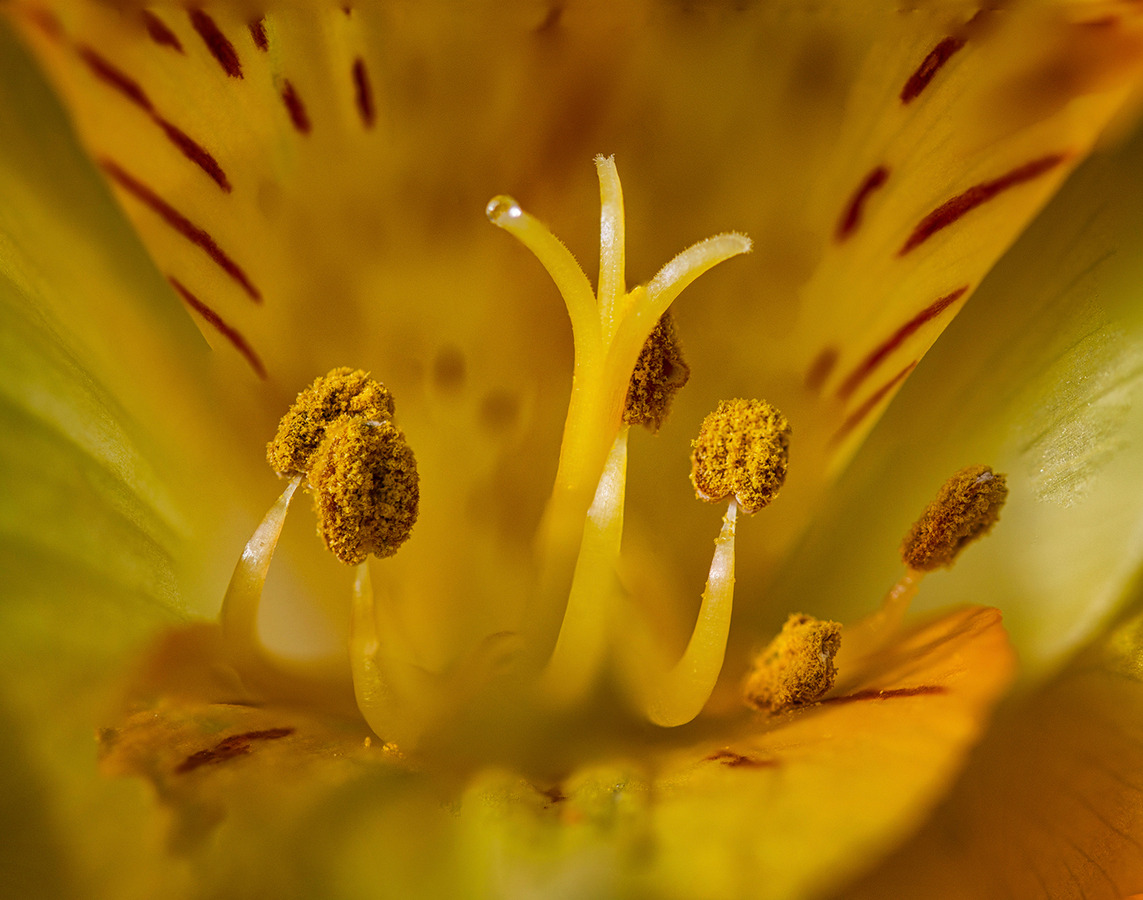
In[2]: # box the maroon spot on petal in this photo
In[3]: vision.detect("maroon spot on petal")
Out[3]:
[102,160,261,301]
[1076,15,1120,29]
[155,119,232,192]
[804,346,839,393]
[175,727,293,773]
[535,4,564,33]
[168,277,267,379]
[77,45,154,111]
[141,11,184,53]
[537,785,567,807]
[705,749,780,769]
[352,57,375,128]
[281,80,311,134]
[249,17,269,51]
[899,153,1068,256]
[25,7,64,40]
[901,36,966,104]
[190,9,242,78]
[835,165,890,241]
[836,285,969,401]
[822,685,948,705]
[831,361,917,445]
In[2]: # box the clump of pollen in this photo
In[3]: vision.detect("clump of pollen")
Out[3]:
[624,311,690,431]
[691,398,791,513]
[902,465,1008,570]
[267,368,418,564]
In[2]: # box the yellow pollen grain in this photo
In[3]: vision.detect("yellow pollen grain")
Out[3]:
[690,399,791,514]
[308,418,419,566]
[624,311,691,432]
[267,367,396,477]
[743,613,842,714]
[901,465,1008,571]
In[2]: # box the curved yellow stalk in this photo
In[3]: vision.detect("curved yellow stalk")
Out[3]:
[644,500,738,727]
[539,427,628,705]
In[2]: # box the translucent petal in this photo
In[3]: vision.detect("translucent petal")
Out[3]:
[844,589,1143,899]
[766,116,1143,678]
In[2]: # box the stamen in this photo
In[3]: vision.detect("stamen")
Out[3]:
[637,399,791,727]
[624,311,690,432]
[901,465,1008,570]
[267,367,395,477]
[743,614,842,714]
[836,464,1009,672]
[308,417,420,565]
[691,399,791,513]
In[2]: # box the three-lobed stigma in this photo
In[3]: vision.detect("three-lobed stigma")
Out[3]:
[691,398,791,513]
[901,465,1008,571]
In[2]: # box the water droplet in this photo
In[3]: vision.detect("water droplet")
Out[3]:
[486,195,522,224]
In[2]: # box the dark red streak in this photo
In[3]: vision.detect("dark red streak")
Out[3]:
[249,18,269,51]
[78,46,153,111]
[823,685,948,705]
[352,57,375,128]
[835,165,889,241]
[901,36,966,104]
[804,346,839,393]
[832,361,916,445]
[705,749,779,769]
[281,81,311,134]
[141,11,184,53]
[77,48,231,192]
[175,727,292,772]
[899,154,1068,256]
[190,9,242,78]
[102,160,261,301]
[836,285,969,401]
[168,277,267,379]
[156,120,232,192]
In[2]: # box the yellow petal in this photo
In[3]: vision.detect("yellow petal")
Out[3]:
[767,114,1143,677]
[844,596,1143,899]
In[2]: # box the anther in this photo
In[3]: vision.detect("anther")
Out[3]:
[901,465,1008,571]
[691,399,791,513]
[309,417,420,565]
[743,614,842,714]
[267,367,395,477]
[624,311,690,432]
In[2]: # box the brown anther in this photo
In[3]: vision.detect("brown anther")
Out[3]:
[309,418,419,565]
[743,613,842,713]
[690,399,791,514]
[901,465,1008,571]
[267,368,395,477]
[624,311,691,432]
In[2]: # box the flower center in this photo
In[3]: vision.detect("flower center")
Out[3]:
[211,157,1008,771]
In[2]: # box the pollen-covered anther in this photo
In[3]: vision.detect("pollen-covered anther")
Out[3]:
[743,613,842,714]
[624,310,690,432]
[308,417,419,566]
[690,399,791,513]
[901,465,1008,571]
[267,367,396,477]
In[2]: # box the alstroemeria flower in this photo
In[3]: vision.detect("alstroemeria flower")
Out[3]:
[4,2,1143,898]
